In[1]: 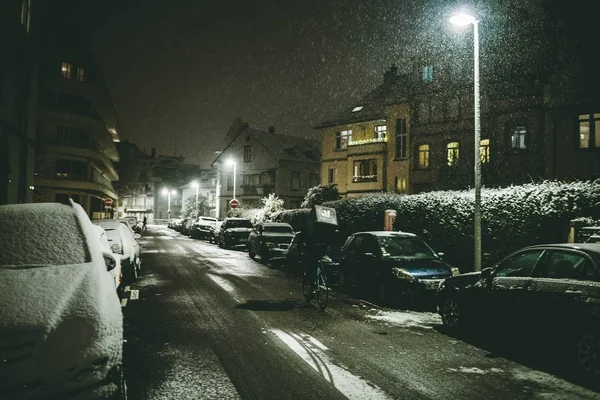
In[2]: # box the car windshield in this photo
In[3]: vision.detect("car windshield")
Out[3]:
[264,226,293,234]
[227,220,253,228]
[376,235,438,260]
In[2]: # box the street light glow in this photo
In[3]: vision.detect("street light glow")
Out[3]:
[171,190,177,195]
[192,180,199,188]
[449,13,476,26]
[226,158,236,166]
[161,188,168,195]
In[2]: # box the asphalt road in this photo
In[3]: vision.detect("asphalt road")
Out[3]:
[121,225,600,400]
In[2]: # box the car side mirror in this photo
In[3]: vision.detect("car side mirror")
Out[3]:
[437,252,445,258]
[103,252,117,272]
[134,233,141,239]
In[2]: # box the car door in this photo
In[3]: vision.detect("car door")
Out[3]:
[527,249,600,333]
[356,236,381,286]
[486,249,546,326]
[340,235,361,283]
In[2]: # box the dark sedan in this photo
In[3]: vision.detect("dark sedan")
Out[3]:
[437,243,600,384]
[339,231,459,306]
[247,222,294,263]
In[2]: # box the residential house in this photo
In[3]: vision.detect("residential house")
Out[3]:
[212,119,320,218]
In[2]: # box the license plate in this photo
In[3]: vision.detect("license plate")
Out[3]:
[422,279,442,290]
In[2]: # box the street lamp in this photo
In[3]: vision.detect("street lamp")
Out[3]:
[192,180,199,217]
[226,159,237,200]
[450,12,482,271]
[161,188,177,221]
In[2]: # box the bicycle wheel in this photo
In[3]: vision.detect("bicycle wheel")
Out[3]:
[302,271,314,303]
[315,270,329,311]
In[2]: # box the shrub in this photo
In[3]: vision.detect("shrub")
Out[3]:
[301,184,340,208]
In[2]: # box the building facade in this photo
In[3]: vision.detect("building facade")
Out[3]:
[317,2,599,196]
[0,0,38,205]
[32,24,120,218]
[212,119,320,218]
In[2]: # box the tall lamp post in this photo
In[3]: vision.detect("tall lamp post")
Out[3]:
[226,159,237,200]
[450,12,482,271]
[192,180,199,217]
[161,188,177,222]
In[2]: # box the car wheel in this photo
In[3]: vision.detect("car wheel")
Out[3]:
[575,330,600,383]
[440,298,462,329]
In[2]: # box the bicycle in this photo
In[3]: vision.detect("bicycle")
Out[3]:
[302,260,329,311]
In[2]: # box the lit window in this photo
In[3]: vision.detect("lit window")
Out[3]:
[394,118,407,159]
[480,139,490,164]
[447,142,460,166]
[418,144,430,169]
[578,113,600,149]
[244,145,252,162]
[291,171,300,191]
[328,168,338,184]
[77,67,85,82]
[375,125,387,140]
[511,127,527,150]
[335,130,352,150]
[395,176,407,194]
[352,106,364,113]
[61,62,73,79]
[352,159,377,183]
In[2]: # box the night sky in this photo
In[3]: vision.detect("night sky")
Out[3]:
[78,0,588,168]
[84,0,453,167]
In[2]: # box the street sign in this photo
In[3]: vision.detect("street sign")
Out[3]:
[229,199,240,209]
[104,198,113,207]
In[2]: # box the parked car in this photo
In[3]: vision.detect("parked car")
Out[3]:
[216,217,253,249]
[286,231,344,283]
[210,220,223,243]
[168,218,181,229]
[94,219,141,283]
[0,201,125,399]
[437,243,600,384]
[247,222,295,263]
[92,224,123,294]
[123,216,141,233]
[339,231,458,306]
[191,216,219,240]
[181,217,196,236]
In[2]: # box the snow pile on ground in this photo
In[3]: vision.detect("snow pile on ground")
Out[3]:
[366,310,442,329]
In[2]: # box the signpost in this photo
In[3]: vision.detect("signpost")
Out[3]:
[104,198,113,208]
[229,199,240,209]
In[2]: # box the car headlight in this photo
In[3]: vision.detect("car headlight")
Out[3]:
[391,267,415,281]
[321,255,332,263]
[265,241,276,248]
[451,267,460,276]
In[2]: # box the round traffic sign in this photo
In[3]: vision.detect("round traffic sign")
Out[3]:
[104,198,113,207]
[229,199,240,209]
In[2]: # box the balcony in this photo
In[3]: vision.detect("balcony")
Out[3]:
[43,142,118,181]
[34,172,117,199]
[347,138,387,156]
[352,175,378,183]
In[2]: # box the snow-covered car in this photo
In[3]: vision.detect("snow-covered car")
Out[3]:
[247,222,294,263]
[190,216,218,240]
[94,219,141,283]
[438,243,600,384]
[92,224,123,294]
[0,201,125,399]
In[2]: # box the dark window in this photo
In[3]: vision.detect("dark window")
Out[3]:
[335,130,352,150]
[578,113,600,149]
[328,168,337,184]
[76,67,85,82]
[56,126,90,148]
[494,250,544,278]
[395,119,407,159]
[511,126,527,150]
[352,159,377,183]
[244,145,252,162]
[422,65,433,83]
[291,171,300,191]
[536,251,590,280]
[55,159,87,179]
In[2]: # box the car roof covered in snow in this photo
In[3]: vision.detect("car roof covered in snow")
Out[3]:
[0,202,92,266]
[353,231,418,238]
[523,243,600,255]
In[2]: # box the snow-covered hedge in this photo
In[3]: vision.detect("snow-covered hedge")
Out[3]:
[276,180,600,271]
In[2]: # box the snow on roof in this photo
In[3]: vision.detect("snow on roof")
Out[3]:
[0,202,90,266]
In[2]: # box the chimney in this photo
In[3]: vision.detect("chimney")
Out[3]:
[151,148,156,158]
[383,64,399,84]
[268,126,275,134]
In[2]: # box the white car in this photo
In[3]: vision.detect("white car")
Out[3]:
[92,224,123,294]
[94,219,141,283]
[0,200,124,399]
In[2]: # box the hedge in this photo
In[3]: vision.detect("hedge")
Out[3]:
[273,180,600,272]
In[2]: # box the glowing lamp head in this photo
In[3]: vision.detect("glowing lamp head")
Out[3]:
[192,181,199,188]
[449,13,476,26]
[161,188,169,195]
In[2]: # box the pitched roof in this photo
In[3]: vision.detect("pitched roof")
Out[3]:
[315,71,409,129]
